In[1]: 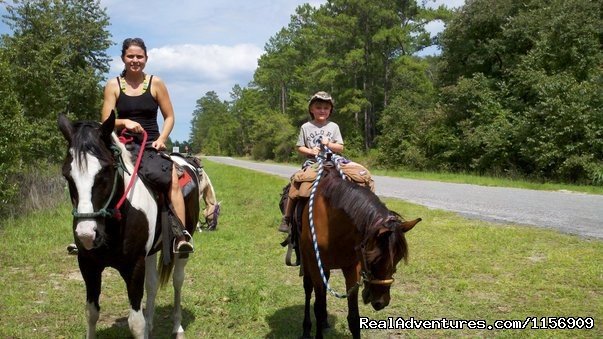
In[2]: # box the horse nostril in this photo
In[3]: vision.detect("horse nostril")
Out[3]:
[372,301,385,310]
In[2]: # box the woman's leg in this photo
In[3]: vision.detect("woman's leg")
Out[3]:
[170,164,193,252]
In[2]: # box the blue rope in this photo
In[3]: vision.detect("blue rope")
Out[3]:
[307,145,361,299]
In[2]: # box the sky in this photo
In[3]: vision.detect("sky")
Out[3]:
[1,0,465,142]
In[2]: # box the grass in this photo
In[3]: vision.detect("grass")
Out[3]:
[0,160,601,338]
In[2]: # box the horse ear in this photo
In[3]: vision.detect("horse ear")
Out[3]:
[101,110,116,139]
[398,218,421,233]
[58,114,74,143]
[377,226,393,237]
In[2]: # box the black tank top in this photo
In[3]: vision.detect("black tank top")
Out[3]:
[115,75,160,142]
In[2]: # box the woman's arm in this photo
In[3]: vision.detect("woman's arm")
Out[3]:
[152,76,175,150]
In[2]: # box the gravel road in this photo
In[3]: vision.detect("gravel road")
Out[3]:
[205,156,603,240]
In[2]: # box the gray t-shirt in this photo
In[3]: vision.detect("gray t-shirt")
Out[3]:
[296,121,343,148]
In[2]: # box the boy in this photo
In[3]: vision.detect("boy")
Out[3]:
[278,91,344,233]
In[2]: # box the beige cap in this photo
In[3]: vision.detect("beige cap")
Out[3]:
[309,91,334,106]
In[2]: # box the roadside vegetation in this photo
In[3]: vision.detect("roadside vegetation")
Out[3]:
[0,160,600,338]
[1,0,601,221]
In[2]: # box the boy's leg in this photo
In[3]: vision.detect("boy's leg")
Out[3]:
[278,196,293,233]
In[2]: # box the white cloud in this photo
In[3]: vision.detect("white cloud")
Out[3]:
[112,43,263,83]
[424,0,465,9]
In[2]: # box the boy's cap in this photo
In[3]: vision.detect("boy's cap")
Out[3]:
[309,91,334,106]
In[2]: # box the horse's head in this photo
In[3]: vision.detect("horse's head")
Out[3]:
[58,112,119,250]
[360,213,421,310]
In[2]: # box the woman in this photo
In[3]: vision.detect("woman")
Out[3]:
[101,37,193,253]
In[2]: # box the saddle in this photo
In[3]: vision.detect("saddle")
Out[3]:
[140,154,201,262]
[288,161,375,199]
[282,160,375,268]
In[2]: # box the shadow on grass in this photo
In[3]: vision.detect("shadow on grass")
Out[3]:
[265,304,347,338]
[95,305,195,338]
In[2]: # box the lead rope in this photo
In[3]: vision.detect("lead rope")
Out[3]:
[113,130,147,219]
[308,143,362,299]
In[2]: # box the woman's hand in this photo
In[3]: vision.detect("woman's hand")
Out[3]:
[152,138,167,151]
[124,120,144,134]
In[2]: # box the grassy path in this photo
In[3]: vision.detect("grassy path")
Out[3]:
[0,160,601,338]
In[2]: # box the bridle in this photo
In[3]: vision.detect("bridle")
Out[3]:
[357,243,396,287]
[71,130,147,221]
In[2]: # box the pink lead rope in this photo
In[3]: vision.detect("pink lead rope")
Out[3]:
[113,129,148,220]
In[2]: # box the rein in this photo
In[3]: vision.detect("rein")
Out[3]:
[71,130,147,220]
[307,143,392,299]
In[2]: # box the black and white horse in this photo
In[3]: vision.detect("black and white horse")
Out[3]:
[58,112,199,338]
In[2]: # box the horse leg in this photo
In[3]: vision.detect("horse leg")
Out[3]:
[313,270,329,339]
[302,273,313,339]
[343,266,361,339]
[120,257,147,339]
[79,259,102,339]
[144,253,159,337]
[172,256,189,337]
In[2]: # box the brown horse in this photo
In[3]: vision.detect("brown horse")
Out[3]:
[294,164,420,339]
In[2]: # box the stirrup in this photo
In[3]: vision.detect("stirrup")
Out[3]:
[173,230,194,255]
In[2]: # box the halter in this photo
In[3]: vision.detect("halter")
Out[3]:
[71,130,147,220]
[307,141,395,299]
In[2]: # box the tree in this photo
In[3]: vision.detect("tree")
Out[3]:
[1,0,111,161]
[436,0,602,183]
[190,91,239,155]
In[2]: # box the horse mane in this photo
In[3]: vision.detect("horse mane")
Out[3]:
[319,167,409,264]
[71,121,113,170]
[319,167,390,233]
[110,133,134,172]
[70,121,134,173]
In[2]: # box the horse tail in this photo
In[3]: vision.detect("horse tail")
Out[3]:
[158,251,175,287]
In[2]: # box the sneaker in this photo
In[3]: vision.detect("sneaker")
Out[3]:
[176,240,194,254]
[278,217,290,233]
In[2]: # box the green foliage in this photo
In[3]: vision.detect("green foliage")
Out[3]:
[192,0,602,185]
[376,56,436,169]
[432,0,602,184]
[0,0,111,217]
[249,110,296,161]
[0,55,25,213]
[1,0,111,162]
[190,91,240,155]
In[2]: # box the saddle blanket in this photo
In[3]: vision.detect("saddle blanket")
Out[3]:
[288,161,375,199]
